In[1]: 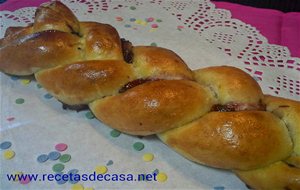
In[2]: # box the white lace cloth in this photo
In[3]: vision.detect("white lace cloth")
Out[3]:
[1,0,299,100]
[0,1,299,189]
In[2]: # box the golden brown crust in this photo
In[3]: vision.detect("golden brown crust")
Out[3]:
[89,80,216,135]
[235,161,300,190]
[3,25,33,41]
[0,30,83,75]
[33,1,80,33]
[0,25,34,49]
[132,46,194,80]
[159,111,293,170]
[1,2,300,188]
[35,60,135,105]
[80,22,123,60]
[263,95,300,156]
[194,66,263,105]
[285,155,300,168]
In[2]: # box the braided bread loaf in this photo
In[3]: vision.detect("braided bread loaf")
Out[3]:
[1,2,299,189]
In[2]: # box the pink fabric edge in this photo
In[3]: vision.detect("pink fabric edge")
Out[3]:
[1,0,299,57]
[213,1,300,58]
[0,0,49,11]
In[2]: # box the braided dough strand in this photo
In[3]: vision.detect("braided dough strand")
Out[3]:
[0,2,299,189]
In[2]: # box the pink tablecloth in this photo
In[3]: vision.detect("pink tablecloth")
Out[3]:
[1,0,299,58]
[213,1,300,58]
